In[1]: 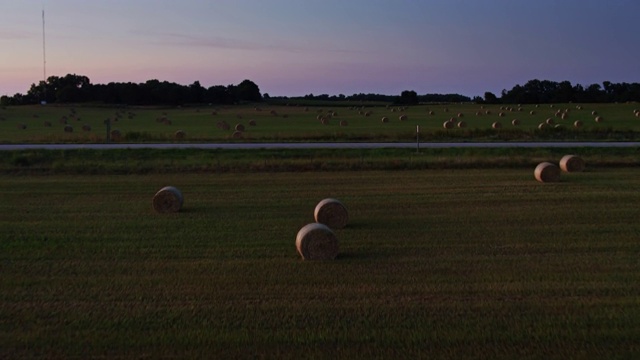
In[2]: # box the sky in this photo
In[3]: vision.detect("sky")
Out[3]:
[1,0,639,98]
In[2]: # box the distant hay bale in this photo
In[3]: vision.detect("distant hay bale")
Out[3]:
[43,121,52,127]
[232,130,243,138]
[554,124,564,130]
[538,123,547,130]
[295,223,339,260]
[443,121,454,129]
[399,115,408,121]
[457,113,464,118]
[561,113,568,120]
[457,121,466,128]
[595,116,603,123]
[364,111,372,117]
[82,124,91,132]
[559,155,585,173]
[64,125,73,133]
[485,110,491,115]
[545,118,554,125]
[314,198,348,229]
[339,120,348,126]
[475,111,481,116]
[530,110,536,115]
[17,123,27,130]
[381,116,389,123]
[235,124,245,132]
[110,129,122,141]
[573,120,583,128]
[428,110,434,115]
[248,119,256,126]
[175,130,186,139]
[320,118,329,125]
[152,186,184,214]
[534,162,561,183]
[492,121,502,129]
[511,119,520,126]
[591,110,598,116]
[217,121,230,130]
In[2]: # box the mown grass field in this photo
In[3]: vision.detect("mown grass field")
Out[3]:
[2,165,640,358]
[1,102,640,143]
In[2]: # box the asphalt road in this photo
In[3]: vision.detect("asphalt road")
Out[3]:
[1,142,639,150]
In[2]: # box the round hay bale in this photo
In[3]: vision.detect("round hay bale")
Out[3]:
[443,121,454,129]
[17,123,27,130]
[44,121,52,127]
[511,119,520,126]
[554,124,565,130]
[232,130,243,138]
[381,116,389,123]
[248,119,256,126]
[64,125,73,133]
[591,110,598,116]
[295,223,339,260]
[314,198,348,229]
[339,120,348,126]
[573,120,583,128]
[545,118,554,125]
[82,124,91,132]
[457,120,466,128]
[492,121,502,129]
[152,186,184,214]
[428,110,434,115]
[538,123,547,130]
[530,110,536,115]
[235,124,245,132]
[595,116,603,123]
[534,162,561,183]
[175,130,186,139]
[110,129,122,141]
[559,155,585,173]
[399,114,408,121]
[498,112,505,117]
[457,113,464,118]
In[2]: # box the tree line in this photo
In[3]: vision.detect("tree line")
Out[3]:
[481,79,640,104]
[0,74,262,106]
[1,74,639,106]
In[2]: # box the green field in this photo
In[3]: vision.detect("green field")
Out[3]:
[1,102,640,143]
[2,167,640,358]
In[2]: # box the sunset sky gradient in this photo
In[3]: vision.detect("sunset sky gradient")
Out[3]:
[1,0,639,98]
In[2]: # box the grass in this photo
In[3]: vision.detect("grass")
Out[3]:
[2,168,640,358]
[1,102,640,143]
[1,147,639,175]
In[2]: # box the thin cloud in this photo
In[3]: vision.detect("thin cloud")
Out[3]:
[136,30,367,54]
[0,30,34,40]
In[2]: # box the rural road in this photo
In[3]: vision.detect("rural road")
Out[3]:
[1,142,639,150]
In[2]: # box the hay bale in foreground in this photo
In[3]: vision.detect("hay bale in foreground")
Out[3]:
[492,121,502,129]
[152,186,184,213]
[296,223,339,260]
[534,162,561,183]
[314,198,348,229]
[559,155,585,173]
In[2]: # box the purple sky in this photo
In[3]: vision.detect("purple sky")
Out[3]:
[2,0,639,98]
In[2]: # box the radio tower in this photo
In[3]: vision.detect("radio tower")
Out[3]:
[42,4,47,104]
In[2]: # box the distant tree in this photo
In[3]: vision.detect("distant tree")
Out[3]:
[232,79,262,102]
[484,92,499,104]
[398,90,418,105]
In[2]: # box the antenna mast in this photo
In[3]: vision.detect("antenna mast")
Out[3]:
[42,5,47,103]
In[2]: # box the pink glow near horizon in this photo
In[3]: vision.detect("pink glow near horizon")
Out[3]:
[2,1,640,98]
